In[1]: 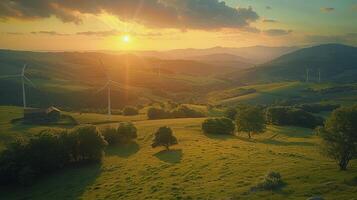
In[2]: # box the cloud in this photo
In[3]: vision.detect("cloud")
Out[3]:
[76,30,120,37]
[31,31,70,36]
[263,29,292,36]
[320,7,335,13]
[262,19,277,23]
[0,0,259,30]
[4,32,24,35]
[305,33,357,45]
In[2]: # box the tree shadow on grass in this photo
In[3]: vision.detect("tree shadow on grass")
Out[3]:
[10,118,76,132]
[154,149,183,164]
[259,139,315,146]
[0,163,101,200]
[105,142,140,158]
[204,133,237,140]
[267,126,314,138]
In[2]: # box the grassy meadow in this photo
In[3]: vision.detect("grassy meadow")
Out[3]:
[0,106,357,200]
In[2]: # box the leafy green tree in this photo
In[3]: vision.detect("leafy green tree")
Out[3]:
[74,125,108,162]
[236,106,266,138]
[117,122,137,142]
[202,118,235,135]
[152,127,178,150]
[224,107,238,120]
[147,107,170,119]
[320,105,357,170]
[122,106,139,116]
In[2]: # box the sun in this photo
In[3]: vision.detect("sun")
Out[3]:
[122,35,131,43]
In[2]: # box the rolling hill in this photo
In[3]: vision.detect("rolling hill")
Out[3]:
[0,50,237,109]
[229,44,357,83]
[129,45,299,64]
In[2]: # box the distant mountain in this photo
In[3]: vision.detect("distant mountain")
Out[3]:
[230,44,357,83]
[112,46,299,65]
[187,53,253,69]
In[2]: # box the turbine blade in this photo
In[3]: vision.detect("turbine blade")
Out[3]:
[109,80,125,89]
[95,82,110,93]
[24,76,36,88]
[0,74,22,79]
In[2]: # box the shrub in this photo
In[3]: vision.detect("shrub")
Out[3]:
[0,125,107,186]
[101,127,120,145]
[117,122,137,142]
[122,106,139,116]
[265,106,323,128]
[256,171,284,191]
[202,118,235,135]
[320,105,357,170]
[152,127,178,150]
[101,122,137,145]
[147,107,171,120]
[236,106,266,138]
[72,125,108,162]
[170,105,205,118]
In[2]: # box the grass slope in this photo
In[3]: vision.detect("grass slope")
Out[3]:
[0,106,357,199]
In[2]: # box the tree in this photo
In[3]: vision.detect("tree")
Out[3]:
[224,107,237,120]
[147,107,170,120]
[117,122,137,142]
[320,105,357,170]
[202,118,235,135]
[73,125,108,162]
[122,106,139,116]
[152,126,178,150]
[236,106,266,138]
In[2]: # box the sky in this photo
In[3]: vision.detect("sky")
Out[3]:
[0,0,356,51]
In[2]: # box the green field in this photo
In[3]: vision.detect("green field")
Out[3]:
[1,106,357,200]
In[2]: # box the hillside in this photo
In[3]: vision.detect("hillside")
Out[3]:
[1,106,357,200]
[229,44,357,83]
[0,50,236,109]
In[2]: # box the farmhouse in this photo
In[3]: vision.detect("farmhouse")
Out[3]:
[24,106,61,122]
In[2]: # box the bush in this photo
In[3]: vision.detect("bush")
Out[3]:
[152,126,178,150]
[265,106,323,128]
[171,105,205,118]
[101,127,120,145]
[202,118,235,135]
[101,122,137,145]
[122,106,139,116]
[73,126,108,162]
[117,122,137,142]
[147,107,171,120]
[0,125,107,186]
[256,171,284,191]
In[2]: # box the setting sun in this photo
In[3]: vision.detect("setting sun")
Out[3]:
[122,35,131,43]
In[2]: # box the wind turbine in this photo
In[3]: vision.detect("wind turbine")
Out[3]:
[96,61,124,120]
[0,64,35,109]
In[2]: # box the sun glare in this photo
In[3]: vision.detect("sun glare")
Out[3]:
[122,35,131,43]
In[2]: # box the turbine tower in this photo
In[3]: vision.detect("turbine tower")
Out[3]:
[0,64,35,109]
[306,68,310,83]
[97,61,123,120]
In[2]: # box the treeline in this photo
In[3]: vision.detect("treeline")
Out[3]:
[0,123,138,186]
[147,105,205,120]
[225,103,338,129]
